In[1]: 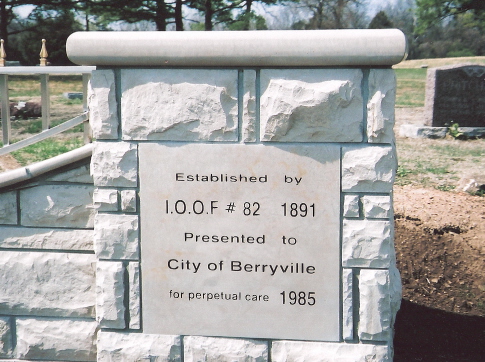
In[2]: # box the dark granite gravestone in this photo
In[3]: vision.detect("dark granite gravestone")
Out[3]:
[425,64,485,127]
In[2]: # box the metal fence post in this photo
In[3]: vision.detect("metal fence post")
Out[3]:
[40,73,50,131]
[0,39,10,146]
[40,39,50,131]
[82,72,92,143]
[0,74,10,145]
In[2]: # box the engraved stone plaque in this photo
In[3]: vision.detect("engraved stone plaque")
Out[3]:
[139,143,340,341]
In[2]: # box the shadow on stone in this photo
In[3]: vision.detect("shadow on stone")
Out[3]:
[394,299,485,361]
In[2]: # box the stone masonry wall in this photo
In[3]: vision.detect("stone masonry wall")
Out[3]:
[0,161,97,361]
[91,67,400,361]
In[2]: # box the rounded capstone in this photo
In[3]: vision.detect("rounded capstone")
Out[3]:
[67,30,407,67]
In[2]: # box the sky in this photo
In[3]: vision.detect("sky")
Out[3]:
[367,0,399,16]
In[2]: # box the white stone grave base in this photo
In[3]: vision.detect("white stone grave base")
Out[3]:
[400,124,485,139]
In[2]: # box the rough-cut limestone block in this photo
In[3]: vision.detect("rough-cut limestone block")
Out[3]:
[46,163,93,183]
[0,252,96,317]
[89,69,118,139]
[121,69,239,141]
[184,336,268,362]
[93,188,119,212]
[343,194,360,218]
[342,220,391,268]
[260,69,363,142]
[0,317,12,358]
[0,227,93,251]
[342,268,354,341]
[91,142,138,187]
[128,262,140,329]
[121,189,137,212]
[0,191,17,225]
[16,318,97,361]
[342,146,395,192]
[359,269,392,342]
[94,214,139,260]
[96,261,125,329]
[271,341,390,362]
[242,69,257,142]
[98,331,181,361]
[363,195,391,219]
[389,265,403,327]
[367,69,396,143]
[20,185,95,228]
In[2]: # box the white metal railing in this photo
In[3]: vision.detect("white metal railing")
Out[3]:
[0,65,95,157]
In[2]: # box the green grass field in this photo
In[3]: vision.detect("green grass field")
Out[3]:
[0,75,85,167]
[395,68,427,107]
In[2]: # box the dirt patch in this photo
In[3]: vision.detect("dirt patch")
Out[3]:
[393,185,485,361]
[395,106,426,127]
[0,154,21,172]
[394,185,485,315]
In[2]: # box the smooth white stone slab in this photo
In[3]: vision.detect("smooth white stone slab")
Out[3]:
[139,143,340,341]
[67,30,407,67]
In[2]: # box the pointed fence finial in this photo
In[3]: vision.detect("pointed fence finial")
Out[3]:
[40,39,48,66]
[0,39,6,67]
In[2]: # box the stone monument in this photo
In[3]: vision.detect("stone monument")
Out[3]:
[425,64,485,127]
[66,29,406,361]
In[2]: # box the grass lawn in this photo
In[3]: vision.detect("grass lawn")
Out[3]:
[0,75,86,167]
[396,138,485,193]
[395,68,427,108]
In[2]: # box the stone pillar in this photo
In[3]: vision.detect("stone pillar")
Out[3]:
[69,29,406,362]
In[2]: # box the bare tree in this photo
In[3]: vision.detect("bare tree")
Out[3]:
[294,0,368,29]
